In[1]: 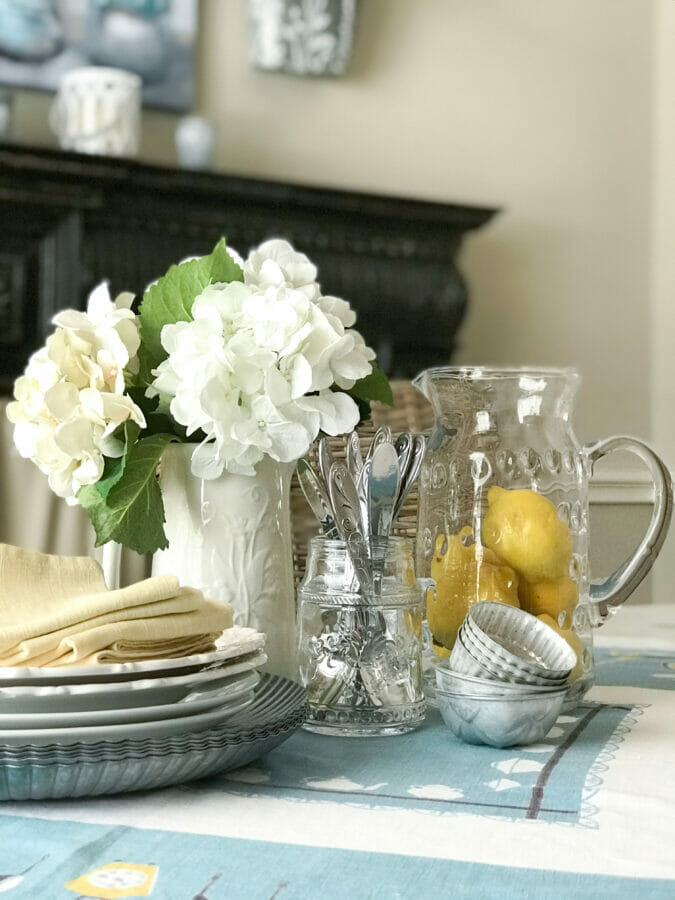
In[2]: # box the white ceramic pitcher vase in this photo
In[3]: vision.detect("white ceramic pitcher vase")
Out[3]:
[104,444,297,680]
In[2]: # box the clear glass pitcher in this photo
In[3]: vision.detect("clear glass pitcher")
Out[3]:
[413,366,673,703]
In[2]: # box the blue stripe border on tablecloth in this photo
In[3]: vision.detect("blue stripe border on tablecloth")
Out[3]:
[0,813,672,899]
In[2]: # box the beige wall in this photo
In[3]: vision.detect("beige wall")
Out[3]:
[650,0,675,604]
[11,0,654,443]
[7,0,671,602]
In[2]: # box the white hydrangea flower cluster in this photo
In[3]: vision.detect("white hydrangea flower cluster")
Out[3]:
[152,239,375,477]
[7,284,146,503]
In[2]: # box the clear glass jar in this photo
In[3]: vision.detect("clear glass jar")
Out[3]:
[297,536,431,736]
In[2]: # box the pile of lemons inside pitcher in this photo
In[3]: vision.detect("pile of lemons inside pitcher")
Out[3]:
[428,486,583,681]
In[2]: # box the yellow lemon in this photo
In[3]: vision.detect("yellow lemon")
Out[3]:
[432,640,452,658]
[428,528,520,650]
[482,486,573,582]
[519,575,579,629]
[477,564,521,608]
[537,613,584,681]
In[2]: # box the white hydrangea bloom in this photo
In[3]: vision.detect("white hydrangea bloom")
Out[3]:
[243,238,320,301]
[52,283,140,391]
[151,241,374,478]
[316,295,357,329]
[6,284,145,503]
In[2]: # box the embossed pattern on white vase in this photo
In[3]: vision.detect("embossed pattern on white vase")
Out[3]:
[152,445,297,680]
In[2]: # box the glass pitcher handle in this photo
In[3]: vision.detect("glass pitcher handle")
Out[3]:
[584,436,673,625]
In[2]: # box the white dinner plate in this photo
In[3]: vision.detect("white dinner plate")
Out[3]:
[0,626,265,685]
[0,691,263,746]
[0,671,260,729]
[0,651,267,714]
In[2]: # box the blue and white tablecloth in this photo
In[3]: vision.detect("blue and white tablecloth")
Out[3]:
[0,605,673,899]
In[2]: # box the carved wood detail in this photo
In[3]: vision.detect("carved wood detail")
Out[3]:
[0,143,498,391]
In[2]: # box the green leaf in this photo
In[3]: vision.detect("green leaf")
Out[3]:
[136,237,243,386]
[348,364,394,407]
[123,387,184,438]
[82,455,124,506]
[126,386,157,412]
[78,423,177,554]
[351,395,372,426]
[126,391,178,439]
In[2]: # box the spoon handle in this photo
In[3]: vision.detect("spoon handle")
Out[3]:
[394,433,426,521]
[363,425,392,468]
[394,432,414,483]
[346,430,363,480]
[327,462,372,593]
[368,442,401,593]
[296,458,339,538]
[357,457,372,536]
[318,437,336,494]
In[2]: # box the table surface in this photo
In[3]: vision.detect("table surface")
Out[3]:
[0,603,673,899]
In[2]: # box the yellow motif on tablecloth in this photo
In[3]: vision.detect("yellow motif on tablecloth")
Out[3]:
[65,861,158,898]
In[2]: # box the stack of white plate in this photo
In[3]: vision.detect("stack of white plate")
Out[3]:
[0,627,307,800]
[0,626,267,728]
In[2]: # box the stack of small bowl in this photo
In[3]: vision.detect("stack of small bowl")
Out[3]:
[433,601,577,748]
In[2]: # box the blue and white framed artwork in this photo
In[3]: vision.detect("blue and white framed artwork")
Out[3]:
[0,0,198,111]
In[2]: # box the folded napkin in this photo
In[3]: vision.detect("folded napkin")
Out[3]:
[0,543,233,667]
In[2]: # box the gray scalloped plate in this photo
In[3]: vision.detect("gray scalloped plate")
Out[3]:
[0,675,307,800]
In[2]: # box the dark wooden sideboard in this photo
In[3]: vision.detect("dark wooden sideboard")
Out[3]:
[0,143,497,391]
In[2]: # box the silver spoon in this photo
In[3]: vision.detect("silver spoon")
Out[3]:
[317,437,336,494]
[324,461,375,701]
[358,426,390,500]
[394,432,414,484]
[361,425,392,472]
[346,430,363,481]
[357,456,372,536]
[393,433,426,521]
[367,442,401,593]
[327,462,373,594]
[296,458,339,537]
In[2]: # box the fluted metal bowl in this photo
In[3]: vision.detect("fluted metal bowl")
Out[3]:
[448,625,569,686]
[434,662,568,697]
[465,602,576,681]
[435,684,567,748]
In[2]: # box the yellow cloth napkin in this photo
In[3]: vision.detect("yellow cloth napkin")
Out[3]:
[0,544,233,667]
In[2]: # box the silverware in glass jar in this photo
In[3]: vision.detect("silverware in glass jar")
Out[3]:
[297,535,431,736]
[295,428,432,736]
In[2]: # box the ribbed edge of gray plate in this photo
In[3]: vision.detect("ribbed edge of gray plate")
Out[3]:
[0,675,307,800]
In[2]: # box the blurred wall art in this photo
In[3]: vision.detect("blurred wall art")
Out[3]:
[0,0,197,111]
